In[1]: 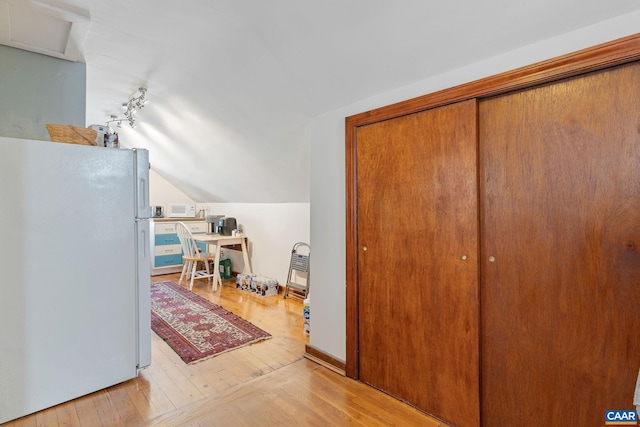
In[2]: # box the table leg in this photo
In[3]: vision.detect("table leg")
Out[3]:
[240,238,252,274]
[212,244,222,290]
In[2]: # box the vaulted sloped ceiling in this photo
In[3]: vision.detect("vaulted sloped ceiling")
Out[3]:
[4,0,640,202]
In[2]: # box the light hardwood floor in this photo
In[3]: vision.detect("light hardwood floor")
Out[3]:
[2,273,443,426]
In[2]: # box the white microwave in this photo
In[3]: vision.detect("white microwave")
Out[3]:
[168,203,196,218]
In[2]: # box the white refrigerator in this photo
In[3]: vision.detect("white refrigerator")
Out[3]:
[0,136,151,424]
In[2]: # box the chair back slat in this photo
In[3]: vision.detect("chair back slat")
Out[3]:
[175,222,199,258]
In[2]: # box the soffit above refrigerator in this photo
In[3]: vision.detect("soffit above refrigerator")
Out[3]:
[0,0,89,62]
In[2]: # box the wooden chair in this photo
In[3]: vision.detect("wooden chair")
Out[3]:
[175,222,216,291]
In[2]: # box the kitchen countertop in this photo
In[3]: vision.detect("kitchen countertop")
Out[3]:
[152,217,207,222]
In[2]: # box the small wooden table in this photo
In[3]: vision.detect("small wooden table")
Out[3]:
[194,234,252,289]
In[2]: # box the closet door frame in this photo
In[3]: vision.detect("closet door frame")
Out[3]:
[345,33,640,379]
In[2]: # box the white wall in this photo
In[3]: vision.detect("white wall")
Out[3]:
[309,13,640,362]
[149,168,195,205]
[195,203,310,285]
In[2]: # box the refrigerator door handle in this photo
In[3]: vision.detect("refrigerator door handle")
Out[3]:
[133,149,150,219]
[138,177,148,215]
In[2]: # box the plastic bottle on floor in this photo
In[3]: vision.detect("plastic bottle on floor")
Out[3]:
[303,297,310,335]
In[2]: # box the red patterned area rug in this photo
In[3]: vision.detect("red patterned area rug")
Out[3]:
[150,281,271,364]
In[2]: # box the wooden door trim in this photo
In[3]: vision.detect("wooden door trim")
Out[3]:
[345,32,640,379]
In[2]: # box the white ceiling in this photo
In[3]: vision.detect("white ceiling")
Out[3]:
[5,0,640,202]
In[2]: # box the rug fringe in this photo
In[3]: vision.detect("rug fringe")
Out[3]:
[186,336,272,365]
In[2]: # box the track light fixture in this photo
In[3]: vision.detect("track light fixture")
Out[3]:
[107,87,148,129]
[123,87,148,127]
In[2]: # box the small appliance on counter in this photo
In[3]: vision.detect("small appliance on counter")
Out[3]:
[151,206,164,218]
[168,203,196,218]
[219,217,237,236]
[206,215,225,233]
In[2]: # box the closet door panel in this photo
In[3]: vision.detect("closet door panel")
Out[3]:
[479,62,640,427]
[356,99,479,427]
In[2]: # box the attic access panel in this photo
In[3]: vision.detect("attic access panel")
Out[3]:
[0,0,89,62]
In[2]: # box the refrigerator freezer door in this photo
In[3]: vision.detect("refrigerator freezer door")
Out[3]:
[134,148,150,219]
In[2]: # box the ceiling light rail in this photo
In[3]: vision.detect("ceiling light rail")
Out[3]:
[107,87,148,129]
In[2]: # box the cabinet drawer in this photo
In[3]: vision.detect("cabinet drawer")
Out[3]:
[155,234,180,245]
[155,223,177,234]
[154,244,182,256]
[154,254,183,267]
[187,222,208,233]
[155,243,208,255]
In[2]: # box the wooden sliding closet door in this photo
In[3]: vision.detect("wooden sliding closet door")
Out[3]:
[356,99,479,427]
[479,62,640,426]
